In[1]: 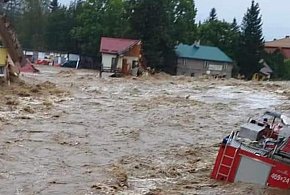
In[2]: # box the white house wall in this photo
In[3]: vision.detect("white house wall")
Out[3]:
[102,54,139,70]
[125,56,138,66]
[117,56,123,69]
[121,56,139,70]
[102,54,117,69]
[68,54,80,61]
[38,52,45,59]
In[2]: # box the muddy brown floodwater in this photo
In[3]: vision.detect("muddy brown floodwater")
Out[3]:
[1,65,290,195]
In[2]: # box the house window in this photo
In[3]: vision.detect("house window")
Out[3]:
[223,64,228,70]
[203,61,208,69]
[111,57,117,66]
[208,64,223,71]
[111,57,117,70]
[0,67,5,75]
[132,60,139,68]
[183,59,186,66]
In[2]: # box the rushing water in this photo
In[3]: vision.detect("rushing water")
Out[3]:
[0,66,289,194]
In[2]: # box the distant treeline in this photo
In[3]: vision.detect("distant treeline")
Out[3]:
[3,0,290,79]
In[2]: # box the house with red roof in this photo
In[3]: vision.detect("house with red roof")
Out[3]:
[264,36,290,59]
[100,37,142,74]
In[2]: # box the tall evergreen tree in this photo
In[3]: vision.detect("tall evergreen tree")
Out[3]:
[49,0,59,12]
[238,0,264,79]
[227,18,240,59]
[198,9,240,59]
[231,18,239,33]
[208,8,217,22]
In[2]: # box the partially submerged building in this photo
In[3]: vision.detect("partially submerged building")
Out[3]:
[174,43,233,78]
[100,37,142,74]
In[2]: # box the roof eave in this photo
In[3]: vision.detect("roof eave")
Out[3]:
[178,56,233,63]
[265,45,290,49]
[101,51,118,55]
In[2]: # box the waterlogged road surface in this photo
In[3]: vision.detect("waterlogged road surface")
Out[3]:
[0,65,290,195]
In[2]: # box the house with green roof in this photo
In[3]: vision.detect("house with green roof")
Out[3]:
[174,43,233,78]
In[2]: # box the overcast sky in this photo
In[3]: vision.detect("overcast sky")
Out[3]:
[195,0,290,41]
[59,0,290,41]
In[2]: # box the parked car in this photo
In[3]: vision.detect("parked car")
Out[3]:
[61,61,78,68]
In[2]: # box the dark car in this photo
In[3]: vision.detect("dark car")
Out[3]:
[61,61,78,68]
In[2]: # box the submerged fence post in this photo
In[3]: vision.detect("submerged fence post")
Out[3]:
[99,63,103,78]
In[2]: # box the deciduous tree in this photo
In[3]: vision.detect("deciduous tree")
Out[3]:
[198,10,240,61]
[128,0,196,69]
[71,0,128,55]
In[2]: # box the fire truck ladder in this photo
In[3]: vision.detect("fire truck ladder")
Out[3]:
[215,131,240,181]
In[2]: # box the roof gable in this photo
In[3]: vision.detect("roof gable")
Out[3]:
[100,37,140,55]
[175,44,233,63]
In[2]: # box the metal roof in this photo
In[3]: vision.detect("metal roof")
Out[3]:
[175,43,233,63]
[265,36,290,48]
[100,37,140,55]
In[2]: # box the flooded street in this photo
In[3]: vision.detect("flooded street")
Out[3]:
[1,65,290,194]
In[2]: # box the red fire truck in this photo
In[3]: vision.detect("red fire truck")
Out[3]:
[211,111,290,189]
